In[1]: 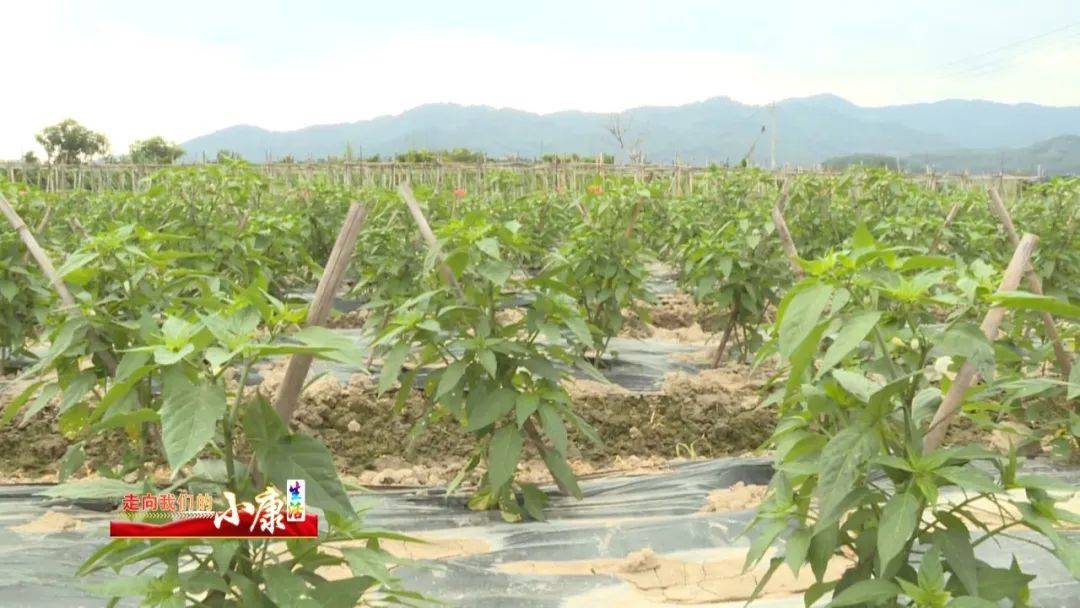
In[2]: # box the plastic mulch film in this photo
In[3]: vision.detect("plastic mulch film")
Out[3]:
[3,457,1079,607]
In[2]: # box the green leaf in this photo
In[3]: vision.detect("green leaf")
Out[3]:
[240,397,288,459]
[160,369,227,473]
[1,380,45,426]
[20,382,59,425]
[988,291,1080,319]
[829,579,900,606]
[832,369,882,403]
[82,575,156,598]
[877,491,920,572]
[475,237,500,259]
[114,351,151,382]
[565,316,593,348]
[309,577,376,608]
[91,408,160,433]
[261,564,319,608]
[377,344,410,394]
[974,564,1034,601]
[1014,474,1075,492]
[566,410,604,447]
[937,323,995,379]
[477,349,498,378]
[784,527,812,574]
[153,343,194,366]
[784,321,830,398]
[465,386,516,431]
[43,317,85,365]
[487,425,523,491]
[91,366,152,423]
[936,466,998,494]
[478,260,513,286]
[260,433,355,517]
[538,404,568,454]
[934,513,978,595]
[745,556,784,604]
[816,311,881,378]
[779,283,834,358]
[521,484,548,521]
[290,326,365,365]
[805,581,838,608]
[815,426,879,531]
[342,547,397,586]
[809,525,839,582]
[542,447,582,499]
[515,393,539,427]
[744,518,787,572]
[210,540,238,577]
[58,443,86,482]
[436,360,468,398]
[40,478,140,500]
[181,570,229,594]
[58,371,97,413]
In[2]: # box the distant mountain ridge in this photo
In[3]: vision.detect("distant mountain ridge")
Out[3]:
[180,95,1080,173]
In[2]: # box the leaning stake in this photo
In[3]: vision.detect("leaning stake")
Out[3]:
[396,182,575,497]
[928,200,963,254]
[273,202,369,423]
[987,187,1072,378]
[923,233,1039,451]
[770,182,803,279]
[0,192,117,375]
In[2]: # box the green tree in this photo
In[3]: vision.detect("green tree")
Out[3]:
[21,151,38,164]
[34,119,108,164]
[129,136,184,164]
[216,149,242,163]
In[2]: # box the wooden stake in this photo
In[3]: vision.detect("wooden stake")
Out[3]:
[273,202,368,423]
[0,192,117,375]
[397,182,574,497]
[928,201,963,254]
[770,182,802,279]
[624,197,646,239]
[711,303,739,367]
[924,233,1039,451]
[398,183,465,299]
[987,188,1072,378]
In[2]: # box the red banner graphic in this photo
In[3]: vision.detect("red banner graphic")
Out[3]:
[110,512,319,538]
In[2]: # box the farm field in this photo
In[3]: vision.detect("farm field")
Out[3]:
[1,162,1079,606]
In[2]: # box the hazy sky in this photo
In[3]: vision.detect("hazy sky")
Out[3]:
[3,0,1079,157]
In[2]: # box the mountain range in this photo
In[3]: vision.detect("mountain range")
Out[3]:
[180,95,1080,174]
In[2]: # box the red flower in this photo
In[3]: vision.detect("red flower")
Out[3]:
[453,188,467,198]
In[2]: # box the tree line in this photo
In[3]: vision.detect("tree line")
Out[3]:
[16,119,623,166]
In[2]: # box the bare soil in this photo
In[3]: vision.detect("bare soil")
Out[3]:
[501,547,850,605]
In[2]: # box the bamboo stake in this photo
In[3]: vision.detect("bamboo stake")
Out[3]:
[273,202,369,423]
[397,182,574,496]
[770,182,802,279]
[924,233,1039,451]
[624,197,646,239]
[711,302,739,367]
[0,192,117,375]
[987,188,1072,378]
[928,201,963,254]
[20,205,53,265]
[398,183,465,299]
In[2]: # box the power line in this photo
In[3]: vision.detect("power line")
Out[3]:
[938,20,1080,72]
[933,23,1080,82]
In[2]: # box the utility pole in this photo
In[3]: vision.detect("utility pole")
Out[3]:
[769,103,777,170]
